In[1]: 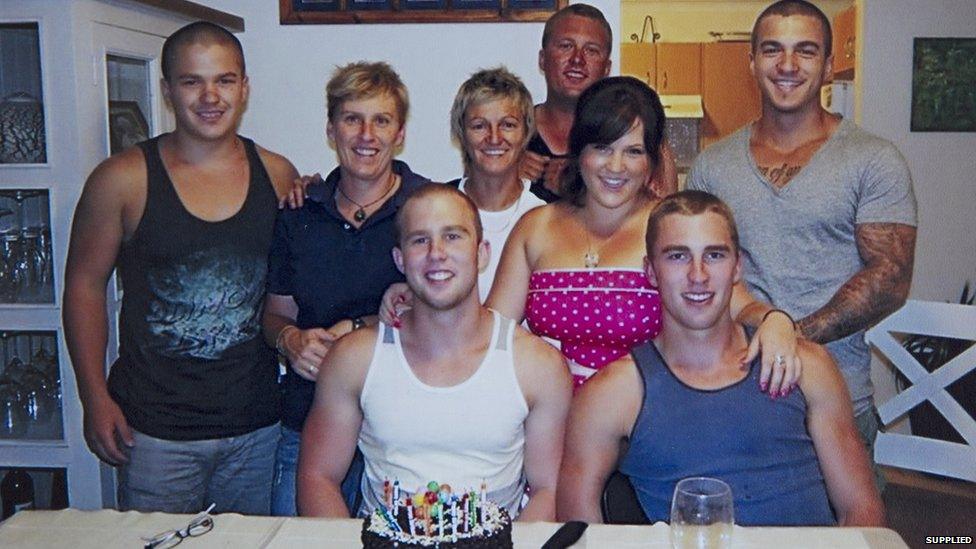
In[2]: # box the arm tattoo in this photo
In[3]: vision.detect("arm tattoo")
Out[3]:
[799,223,917,344]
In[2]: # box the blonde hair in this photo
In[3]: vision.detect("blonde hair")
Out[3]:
[326,61,409,125]
[449,67,535,170]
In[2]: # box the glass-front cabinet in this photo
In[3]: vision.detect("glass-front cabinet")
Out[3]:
[0,0,242,512]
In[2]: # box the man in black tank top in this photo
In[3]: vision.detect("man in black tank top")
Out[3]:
[556,191,884,526]
[520,5,611,202]
[520,4,677,202]
[63,22,298,515]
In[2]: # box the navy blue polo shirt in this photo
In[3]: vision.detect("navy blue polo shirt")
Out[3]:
[267,160,429,431]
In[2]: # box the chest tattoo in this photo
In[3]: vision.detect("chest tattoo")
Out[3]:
[757,163,803,187]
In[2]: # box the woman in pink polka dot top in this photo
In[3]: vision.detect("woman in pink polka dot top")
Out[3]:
[487,77,800,391]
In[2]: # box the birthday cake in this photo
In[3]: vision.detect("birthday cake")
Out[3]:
[361,480,513,549]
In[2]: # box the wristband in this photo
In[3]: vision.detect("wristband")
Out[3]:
[762,309,797,331]
[275,325,297,355]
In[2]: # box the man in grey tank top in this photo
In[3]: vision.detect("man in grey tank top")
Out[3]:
[557,191,884,526]
[686,0,917,470]
[296,184,572,521]
[63,22,299,514]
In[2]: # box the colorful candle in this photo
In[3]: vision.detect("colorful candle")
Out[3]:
[450,500,459,542]
[379,506,401,532]
[479,481,487,526]
[437,502,444,538]
[405,498,415,536]
[469,491,477,530]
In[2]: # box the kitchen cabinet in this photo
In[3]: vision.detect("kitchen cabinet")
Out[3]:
[655,43,702,94]
[620,43,656,87]
[620,42,701,94]
[833,5,856,79]
[620,40,758,150]
[701,42,761,149]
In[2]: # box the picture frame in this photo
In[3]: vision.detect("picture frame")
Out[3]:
[108,100,150,155]
[910,37,976,132]
[280,0,563,24]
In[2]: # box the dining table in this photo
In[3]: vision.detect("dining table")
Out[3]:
[0,508,909,548]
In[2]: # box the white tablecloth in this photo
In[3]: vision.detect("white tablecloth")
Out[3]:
[0,509,908,548]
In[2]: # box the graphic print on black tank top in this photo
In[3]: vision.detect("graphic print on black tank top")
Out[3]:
[140,249,266,359]
[118,136,277,361]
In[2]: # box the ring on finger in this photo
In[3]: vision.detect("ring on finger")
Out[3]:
[775,354,785,365]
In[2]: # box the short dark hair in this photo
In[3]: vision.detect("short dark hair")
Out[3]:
[395,183,484,245]
[751,0,833,58]
[161,21,244,82]
[560,76,666,207]
[542,3,613,54]
[645,190,740,257]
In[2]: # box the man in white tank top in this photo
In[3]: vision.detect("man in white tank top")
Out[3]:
[296,184,572,521]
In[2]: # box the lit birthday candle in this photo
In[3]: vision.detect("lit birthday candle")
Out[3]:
[379,506,401,533]
[469,490,477,530]
[479,480,487,525]
[392,479,401,514]
[425,491,437,535]
[450,499,459,542]
[405,498,415,536]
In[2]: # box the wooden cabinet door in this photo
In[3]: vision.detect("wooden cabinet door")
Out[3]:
[620,42,657,88]
[620,43,656,88]
[656,43,701,94]
[833,5,856,78]
[701,42,761,149]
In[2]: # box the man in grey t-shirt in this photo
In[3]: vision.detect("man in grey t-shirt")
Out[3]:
[686,0,917,465]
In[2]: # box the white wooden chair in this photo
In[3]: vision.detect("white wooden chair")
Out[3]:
[865,300,976,482]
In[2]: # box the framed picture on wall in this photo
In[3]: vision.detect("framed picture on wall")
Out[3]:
[281,0,565,24]
[349,0,393,11]
[108,101,149,155]
[910,37,976,132]
[401,0,447,10]
[507,0,556,9]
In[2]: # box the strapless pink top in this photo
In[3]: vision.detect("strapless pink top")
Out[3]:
[525,269,662,387]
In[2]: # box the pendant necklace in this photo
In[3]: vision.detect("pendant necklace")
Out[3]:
[584,239,600,269]
[581,213,615,269]
[583,222,604,269]
[337,173,397,222]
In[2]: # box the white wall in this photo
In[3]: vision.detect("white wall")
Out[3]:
[859,0,976,303]
[193,0,620,182]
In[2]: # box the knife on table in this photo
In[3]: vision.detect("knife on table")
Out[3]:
[541,521,588,549]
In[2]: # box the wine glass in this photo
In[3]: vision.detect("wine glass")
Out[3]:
[670,477,734,549]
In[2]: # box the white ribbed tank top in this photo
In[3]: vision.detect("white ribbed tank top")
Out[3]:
[357,311,529,517]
